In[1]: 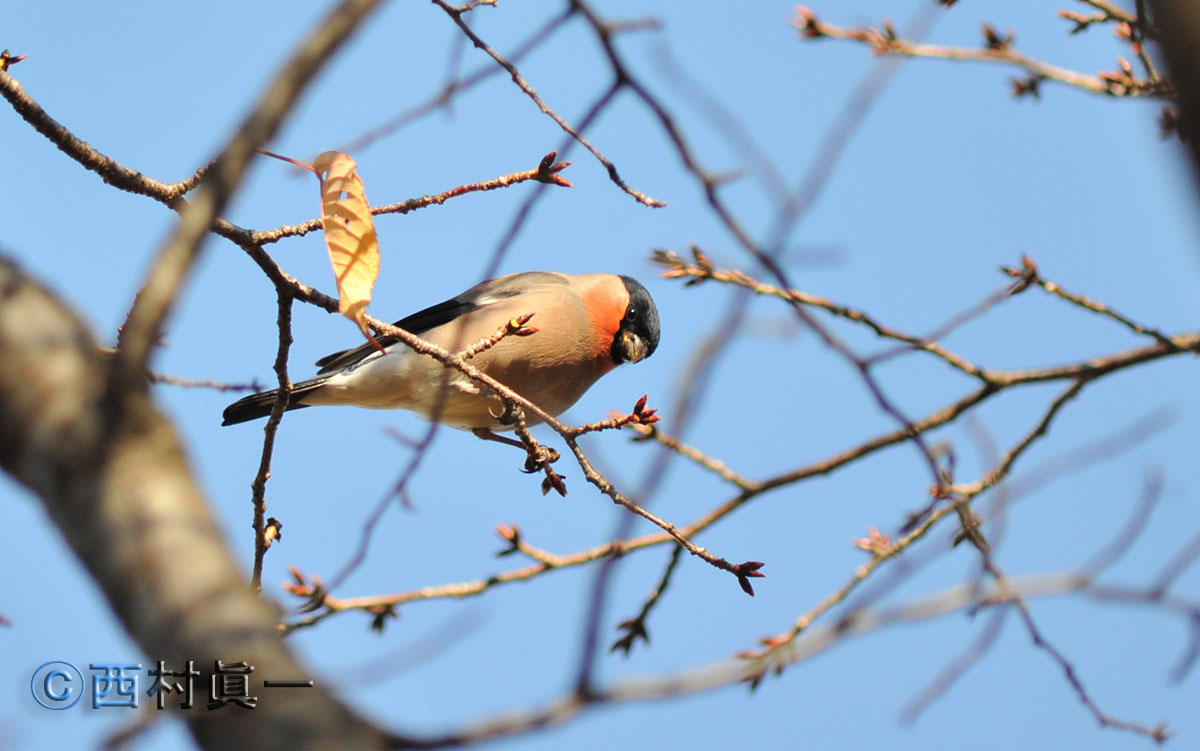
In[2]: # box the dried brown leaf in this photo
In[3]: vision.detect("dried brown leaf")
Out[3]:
[311,150,382,346]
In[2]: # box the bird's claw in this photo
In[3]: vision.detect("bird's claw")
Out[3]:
[490,399,518,426]
[522,444,560,473]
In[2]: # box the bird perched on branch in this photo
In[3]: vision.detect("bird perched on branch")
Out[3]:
[221,272,660,435]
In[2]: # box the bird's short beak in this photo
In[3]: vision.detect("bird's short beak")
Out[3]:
[620,331,649,363]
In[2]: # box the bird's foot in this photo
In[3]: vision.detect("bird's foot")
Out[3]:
[471,428,560,471]
[472,426,567,497]
[521,443,561,473]
[472,428,524,450]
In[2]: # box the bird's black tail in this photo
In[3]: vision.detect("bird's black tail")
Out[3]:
[221,375,330,426]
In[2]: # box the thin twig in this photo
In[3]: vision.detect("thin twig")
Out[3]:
[610,544,685,656]
[341,7,576,153]
[794,7,1171,99]
[495,524,571,567]
[1080,470,1163,577]
[654,249,995,382]
[322,421,441,595]
[1010,595,1170,742]
[0,71,209,203]
[250,152,573,245]
[1005,259,1180,348]
[432,0,666,207]
[626,423,759,492]
[1150,529,1200,596]
[949,379,1087,498]
[250,290,295,591]
[148,373,262,392]
[901,608,1008,722]
[1078,0,1136,23]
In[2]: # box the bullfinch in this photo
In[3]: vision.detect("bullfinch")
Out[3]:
[221,271,661,432]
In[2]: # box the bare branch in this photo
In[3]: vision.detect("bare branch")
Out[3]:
[382,568,1192,748]
[627,422,759,492]
[249,290,295,591]
[901,608,1008,722]
[341,7,576,153]
[432,0,666,207]
[794,6,1171,100]
[250,152,574,246]
[1004,257,1179,348]
[611,544,685,656]
[0,70,208,203]
[149,373,262,392]
[654,248,994,382]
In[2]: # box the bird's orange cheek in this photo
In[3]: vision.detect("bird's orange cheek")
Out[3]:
[580,285,628,364]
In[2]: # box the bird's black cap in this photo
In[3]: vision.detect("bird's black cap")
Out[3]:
[612,275,661,364]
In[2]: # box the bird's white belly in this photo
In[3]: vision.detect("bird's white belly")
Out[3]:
[308,350,509,429]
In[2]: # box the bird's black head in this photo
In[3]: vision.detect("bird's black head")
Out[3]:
[611,275,661,365]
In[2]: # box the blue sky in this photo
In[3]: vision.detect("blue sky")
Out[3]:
[2,1,1197,749]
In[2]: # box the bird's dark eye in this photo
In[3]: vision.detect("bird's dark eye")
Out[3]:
[627,306,637,319]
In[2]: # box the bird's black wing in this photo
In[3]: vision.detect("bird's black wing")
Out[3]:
[314,292,515,374]
[313,272,565,374]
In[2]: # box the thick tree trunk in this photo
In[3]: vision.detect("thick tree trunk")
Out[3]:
[0,256,387,750]
[1150,1,1200,175]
